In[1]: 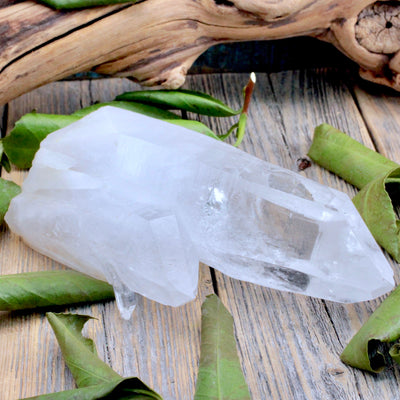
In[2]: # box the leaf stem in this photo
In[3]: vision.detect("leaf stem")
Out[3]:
[242,72,256,115]
[232,72,256,147]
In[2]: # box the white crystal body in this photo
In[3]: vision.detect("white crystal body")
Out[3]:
[5,107,394,316]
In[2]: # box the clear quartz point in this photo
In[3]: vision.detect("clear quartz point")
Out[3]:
[5,107,394,315]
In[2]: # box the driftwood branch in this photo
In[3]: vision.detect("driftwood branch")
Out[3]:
[0,0,399,105]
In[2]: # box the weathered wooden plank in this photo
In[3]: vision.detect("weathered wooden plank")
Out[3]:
[267,69,400,400]
[186,70,400,399]
[0,81,93,399]
[0,79,214,399]
[353,83,400,162]
[2,72,399,400]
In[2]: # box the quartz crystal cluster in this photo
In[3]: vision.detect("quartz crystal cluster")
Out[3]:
[5,107,394,318]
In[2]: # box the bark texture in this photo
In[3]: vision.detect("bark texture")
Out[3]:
[0,0,400,105]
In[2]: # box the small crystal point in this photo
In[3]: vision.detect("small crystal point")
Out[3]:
[5,107,394,314]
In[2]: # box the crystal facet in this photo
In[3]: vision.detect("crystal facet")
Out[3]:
[5,107,394,316]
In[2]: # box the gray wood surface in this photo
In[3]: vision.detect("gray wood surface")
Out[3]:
[0,70,400,399]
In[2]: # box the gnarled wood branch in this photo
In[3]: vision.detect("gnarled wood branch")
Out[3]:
[0,0,399,105]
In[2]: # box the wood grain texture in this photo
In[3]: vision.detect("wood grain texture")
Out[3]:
[0,1,127,70]
[186,71,400,399]
[0,71,400,400]
[0,78,214,399]
[353,83,400,162]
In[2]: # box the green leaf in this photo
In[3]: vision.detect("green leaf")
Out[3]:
[0,270,114,311]
[23,313,162,400]
[194,294,251,400]
[47,313,121,387]
[72,101,181,120]
[352,167,400,262]
[308,124,399,190]
[0,178,20,223]
[39,0,138,10]
[2,113,79,169]
[116,90,241,117]
[341,284,400,372]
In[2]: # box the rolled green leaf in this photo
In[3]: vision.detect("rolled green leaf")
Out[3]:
[0,178,21,224]
[2,113,80,169]
[353,168,400,262]
[30,312,163,399]
[115,90,241,117]
[47,313,121,387]
[341,284,400,372]
[0,270,114,311]
[194,294,251,400]
[308,124,399,189]
[39,0,138,10]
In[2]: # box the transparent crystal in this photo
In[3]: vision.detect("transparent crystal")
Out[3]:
[5,107,394,317]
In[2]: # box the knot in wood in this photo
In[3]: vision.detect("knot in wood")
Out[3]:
[355,1,400,54]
